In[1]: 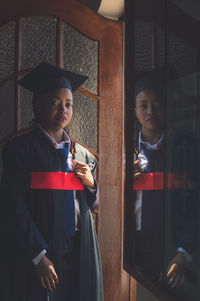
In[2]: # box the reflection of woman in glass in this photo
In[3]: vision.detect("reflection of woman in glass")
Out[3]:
[133,69,197,287]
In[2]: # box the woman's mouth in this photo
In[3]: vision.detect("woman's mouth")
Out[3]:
[57,115,67,122]
[146,117,155,123]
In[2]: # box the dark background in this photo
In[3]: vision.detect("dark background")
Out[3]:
[79,0,101,11]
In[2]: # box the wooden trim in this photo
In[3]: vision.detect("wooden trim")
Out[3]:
[98,19,124,301]
[1,0,199,47]
[130,277,137,301]
[77,87,98,100]
[0,0,120,40]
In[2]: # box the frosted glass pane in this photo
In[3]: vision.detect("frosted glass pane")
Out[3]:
[0,81,15,139]
[21,16,56,69]
[62,23,98,94]
[66,91,97,150]
[0,22,15,81]
[20,86,34,129]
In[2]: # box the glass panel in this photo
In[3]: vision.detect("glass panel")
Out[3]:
[163,1,200,300]
[0,147,3,180]
[66,91,97,150]
[0,22,15,81]
[20,86,34,128]
[135,22,153,71]
[156,27,165,67]
[62,22,98,94]
[0,81,15,139]
[124,0,200,300]
[21,17,56,69]
[124,0,166,284]
[169,33,195,96]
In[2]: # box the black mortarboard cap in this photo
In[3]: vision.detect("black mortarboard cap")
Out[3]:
[135,66,178,97]
[18,62,88,96]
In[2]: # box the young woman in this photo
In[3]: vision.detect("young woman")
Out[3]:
[133,69,197,287]
[1,62,103,301]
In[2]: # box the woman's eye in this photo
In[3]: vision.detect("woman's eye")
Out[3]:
[141,104,147,110]
[51,99,59,106]
[65,103,73,108]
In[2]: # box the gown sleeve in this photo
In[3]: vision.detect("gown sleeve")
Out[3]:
[1,138,48,260]
[85,179,99,211]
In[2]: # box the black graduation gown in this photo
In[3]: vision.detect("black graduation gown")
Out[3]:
[134,143,164,280]
[0,127,103,301]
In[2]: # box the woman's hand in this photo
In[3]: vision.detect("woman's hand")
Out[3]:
[133,160,143,180]
[73,160,95,189]
[166,252,188,288]
[35,254,59,292]
[167,263,185,287]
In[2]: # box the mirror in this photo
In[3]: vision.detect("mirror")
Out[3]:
[124,0,200,300]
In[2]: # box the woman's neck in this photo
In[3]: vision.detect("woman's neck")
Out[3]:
[47,130,64,143]
[141,129,163,145]
[39,124,64,143]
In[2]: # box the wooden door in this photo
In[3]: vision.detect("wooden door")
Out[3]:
[0,1,130,300]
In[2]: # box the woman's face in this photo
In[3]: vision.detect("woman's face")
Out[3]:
[135,89,163,133]
[35,88,73,131]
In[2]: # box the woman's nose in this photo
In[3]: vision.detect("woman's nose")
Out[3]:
[59,103,66,112]
[147,105,153,114]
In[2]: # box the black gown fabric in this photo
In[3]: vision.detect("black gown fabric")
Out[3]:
[134,131,198,281]
[135,143,164,280]
[0,127,103,301]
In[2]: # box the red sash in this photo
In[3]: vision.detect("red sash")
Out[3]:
[31,172,85,190]
[133,172,191,190]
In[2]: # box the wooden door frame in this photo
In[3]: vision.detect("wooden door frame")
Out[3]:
[0,1,129,300]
